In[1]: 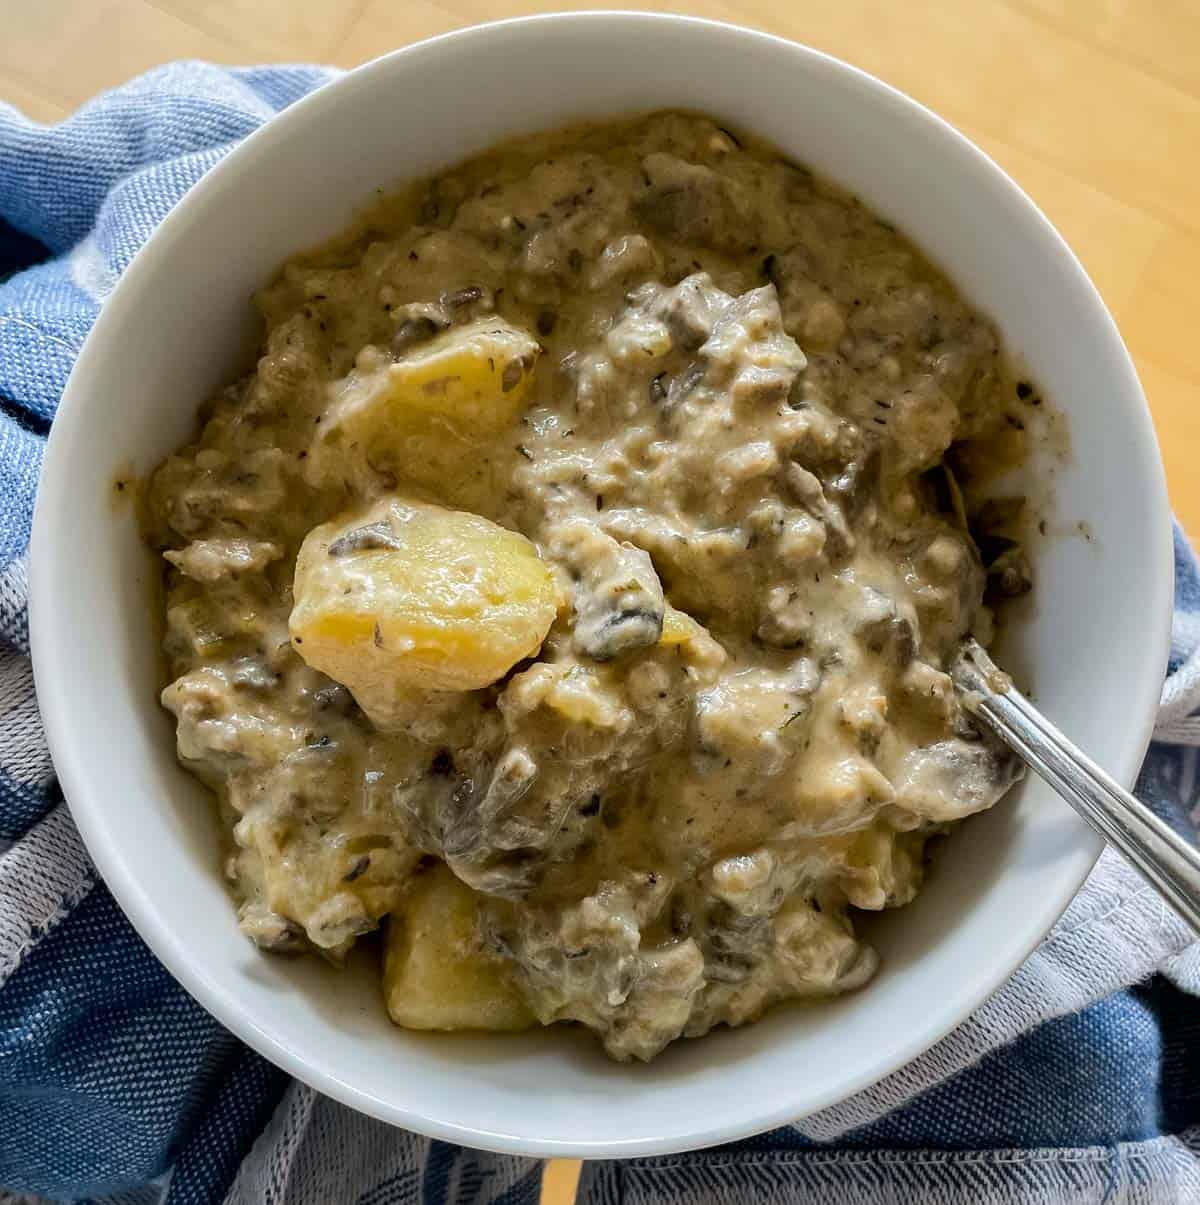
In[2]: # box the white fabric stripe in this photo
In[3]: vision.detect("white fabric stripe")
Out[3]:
[0,555,29,628]
[0,649,54,789]
[797,847,1198,1140]
[1170,611,1200,663]
[578,1126,1200,1205]
[0,802,95,988]
[1157,601,1200,744]
[1154,716,1200,745]
[1158,642,1200,736]
[223,1082,543,1205]
[1163,938,1200,996]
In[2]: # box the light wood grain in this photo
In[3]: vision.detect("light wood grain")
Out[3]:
[541,1157,582,1205]
[2,5,1197,1200]
[3,0,1197,541]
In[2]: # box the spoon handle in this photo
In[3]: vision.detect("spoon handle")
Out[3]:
[953,641,1200,935]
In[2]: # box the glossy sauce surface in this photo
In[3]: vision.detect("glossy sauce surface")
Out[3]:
[145,112,1036,1060]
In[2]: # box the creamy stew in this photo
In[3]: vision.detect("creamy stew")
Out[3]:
[145,112,1035,1061]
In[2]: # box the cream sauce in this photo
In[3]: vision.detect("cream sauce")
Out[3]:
[145,112,1035,1061]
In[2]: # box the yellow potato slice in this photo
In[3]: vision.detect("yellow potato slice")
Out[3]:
[660,603,706,646]
[384,863,534,1032]
[289,496,560,726]
[309,317,540,495]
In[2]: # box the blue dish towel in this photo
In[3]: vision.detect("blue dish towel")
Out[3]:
[2,63,1200,1205]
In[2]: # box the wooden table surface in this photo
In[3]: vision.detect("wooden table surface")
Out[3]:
[3,0,1199,540]
[2,3,1196,1200]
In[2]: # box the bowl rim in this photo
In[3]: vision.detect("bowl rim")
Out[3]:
[29,10,1173,1157]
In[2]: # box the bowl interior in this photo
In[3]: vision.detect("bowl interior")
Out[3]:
[30,14,1170,1157]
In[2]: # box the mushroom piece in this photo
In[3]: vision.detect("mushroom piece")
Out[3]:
[552,519,666,662]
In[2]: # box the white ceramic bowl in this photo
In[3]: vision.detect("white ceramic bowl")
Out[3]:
[30,13,1172,1158]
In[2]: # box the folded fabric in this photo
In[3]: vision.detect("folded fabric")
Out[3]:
[1,62,1198,1205]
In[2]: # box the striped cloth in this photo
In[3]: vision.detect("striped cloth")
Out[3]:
[2,62,1199,1205]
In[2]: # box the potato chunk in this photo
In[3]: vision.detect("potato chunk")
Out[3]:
[660,603,705,646]
[289,496,559,726]
[384,863,534,1032]
[309,317,540,495]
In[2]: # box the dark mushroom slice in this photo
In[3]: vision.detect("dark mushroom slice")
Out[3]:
[392,765,473,860]
[326,521,404,557]
[342,854,372,883]
[893,735,1024,822]
[230,657,278,692]
[392,314,446,354]
[784,462,854,558]
[940,463,970,530]
[666,360,708,407]
[635,152,759,254]
[572,546,665,661]
[442,747,539,863]
[986,545,1033,599]
[826,447,880,521]
[393,745,563,899]
[852,586,918,663]
[971,494,1027,537]
[312,683,355,714]
[238,901,305,954]
[699,901,773,984]
[656,273,729,350]
[443,284,491,310]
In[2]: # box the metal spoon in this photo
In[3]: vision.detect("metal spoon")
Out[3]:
[951,639,1200,934]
